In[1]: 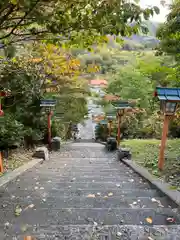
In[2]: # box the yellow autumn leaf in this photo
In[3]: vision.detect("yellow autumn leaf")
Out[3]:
[146,217,153,224]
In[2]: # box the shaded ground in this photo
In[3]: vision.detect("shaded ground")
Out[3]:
[122,139,180,190]
[0,142,180,239]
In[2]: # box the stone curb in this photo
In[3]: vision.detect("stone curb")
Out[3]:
[121,158,180,206]
[0,141,71,188]
[0,158,43,188]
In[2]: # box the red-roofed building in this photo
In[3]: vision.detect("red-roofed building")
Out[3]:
[89,79,108,88]
[103,94,120,101]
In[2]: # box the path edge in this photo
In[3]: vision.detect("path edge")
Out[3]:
[121,158,180,206]
[0,158,44,188]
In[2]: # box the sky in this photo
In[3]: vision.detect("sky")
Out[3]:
[140,0,171,22]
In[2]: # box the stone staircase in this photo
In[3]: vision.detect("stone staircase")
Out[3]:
[74,139,95,143]
[0,142,180,239]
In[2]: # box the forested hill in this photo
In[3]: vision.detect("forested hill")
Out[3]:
[106,21,160,50]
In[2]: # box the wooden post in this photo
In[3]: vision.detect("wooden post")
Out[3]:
[108,120,112,137]
[158,115,170,170]
[47,112,51,149]
[117,114,121,146]
[0,152,3,173]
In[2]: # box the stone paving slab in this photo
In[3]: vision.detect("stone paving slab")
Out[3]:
[16,176,148,183]
[3,225,180,240]
[1,208,180,225]
[0,188,163,198]
[3,182,155,193]
[0,196,177,210]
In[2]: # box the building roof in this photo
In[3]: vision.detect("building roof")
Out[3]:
[104,94,120,101]
[90,79,108,86]
[156,87,180,101]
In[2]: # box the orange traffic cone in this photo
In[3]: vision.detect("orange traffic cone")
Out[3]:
[0,152,4,173]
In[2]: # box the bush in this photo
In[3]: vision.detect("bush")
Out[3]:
[95,124,108,141]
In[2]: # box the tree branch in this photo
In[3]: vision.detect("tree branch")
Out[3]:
[0,3,16,26]
[0,0,41,40]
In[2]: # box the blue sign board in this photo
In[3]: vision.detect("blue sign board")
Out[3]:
[40,99,56,107]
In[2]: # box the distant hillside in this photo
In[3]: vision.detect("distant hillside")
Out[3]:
[106,21,161,50]
[123,21,160,48]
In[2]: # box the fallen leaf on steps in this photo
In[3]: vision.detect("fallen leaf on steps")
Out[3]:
[21,224,28,232]
[4,222,10,228]
[24,204,35,211]
[71,178,76,182]
[93,221,98,226]
[151,198,164,207]
[166,217,175,223]
[87,194,95,198]
[24,237,36,240]
[146,217,153,224]
[108,192,113,197]
[14,205,22,216]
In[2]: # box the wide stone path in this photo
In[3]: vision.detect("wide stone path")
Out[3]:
[0,142,180,239]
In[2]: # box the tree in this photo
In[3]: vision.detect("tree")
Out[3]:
[0,57,47,148]
[0,41,91,146]
[0,0,159,48]
[156,0,180,62]
[107,65,154,109]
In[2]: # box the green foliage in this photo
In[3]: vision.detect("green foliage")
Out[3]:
[157,0,180,62]
[0,113,24,149]
[0,0,158,49]
[95,124,108,141]
[0,42,89,148]
[92,46,180,139]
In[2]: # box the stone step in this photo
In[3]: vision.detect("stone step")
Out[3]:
[3,224,180,240]
[27,171,137,178]
[1,196,177,210]
[4,181,155,192]
[30,167,130,173]
[18,175,146,183]
[0,188,163,198]
[1,208,180,225]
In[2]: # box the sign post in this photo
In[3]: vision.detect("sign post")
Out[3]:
[40,99,56,149]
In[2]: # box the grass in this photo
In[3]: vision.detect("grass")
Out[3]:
[122,139,180,189]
